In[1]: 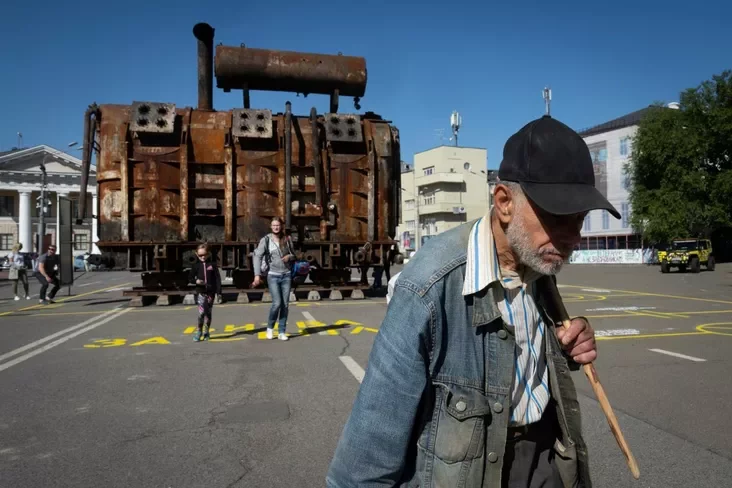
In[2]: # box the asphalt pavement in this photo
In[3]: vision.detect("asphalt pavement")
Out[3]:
[1,263,731,487]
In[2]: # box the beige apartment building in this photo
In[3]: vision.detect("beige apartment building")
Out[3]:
[397,145,497,252]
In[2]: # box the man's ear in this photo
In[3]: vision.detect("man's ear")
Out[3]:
[493,184,515,225]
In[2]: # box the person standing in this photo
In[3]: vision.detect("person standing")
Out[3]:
[327,115,616,488]
[7,243,30,301]
[252,217,295,341]
[34,245,60,305]
[188,243,221,342]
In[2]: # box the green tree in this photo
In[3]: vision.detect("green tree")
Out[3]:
[627,70,732,244]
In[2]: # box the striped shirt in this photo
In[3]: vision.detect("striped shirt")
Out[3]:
[462,214,550,426]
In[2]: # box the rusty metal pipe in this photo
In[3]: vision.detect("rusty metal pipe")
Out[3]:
[310,107,323,210]
[214,45,367,97]
[77,103,98,225]
[193,22,215,110]
[285,101,292,229]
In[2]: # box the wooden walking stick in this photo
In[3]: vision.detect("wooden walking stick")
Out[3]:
[545,279,641,480]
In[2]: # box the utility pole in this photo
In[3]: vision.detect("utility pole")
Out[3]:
[36,160,49,252]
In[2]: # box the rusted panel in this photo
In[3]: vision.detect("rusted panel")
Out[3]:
[195,198,218,210]
[179,110,191,241]
[189,110,229,163]
[120,159,129,241]
[370,121,395,242]
[215,45,367,97]
[224,144,233,241]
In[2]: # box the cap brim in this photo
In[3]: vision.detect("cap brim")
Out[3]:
[519,182,621,219]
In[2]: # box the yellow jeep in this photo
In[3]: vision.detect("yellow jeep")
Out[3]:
[661,238,715,273]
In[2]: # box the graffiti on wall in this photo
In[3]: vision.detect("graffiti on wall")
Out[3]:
[569,249,644,264]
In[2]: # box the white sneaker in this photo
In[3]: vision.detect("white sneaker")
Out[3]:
[25,296,30,300]
[266,328,274,340]
[278,333,289,341]
[14,296,20,301]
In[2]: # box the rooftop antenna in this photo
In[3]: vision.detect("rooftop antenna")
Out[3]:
[17,132,23,149]
[450,111,462,147]
[542,87,552,116]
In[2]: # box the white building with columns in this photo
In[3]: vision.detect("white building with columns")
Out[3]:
[0,145,98,256]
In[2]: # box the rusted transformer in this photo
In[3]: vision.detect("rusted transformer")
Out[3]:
[78,22,402,290]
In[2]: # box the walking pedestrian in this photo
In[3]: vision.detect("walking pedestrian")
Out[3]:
[7,243,30,301]
[252,217,295,341]
[34,245,60,305]
[327,115,619,488]
[188,243,221,342]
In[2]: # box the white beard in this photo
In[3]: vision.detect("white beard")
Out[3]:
[505,211,564,276]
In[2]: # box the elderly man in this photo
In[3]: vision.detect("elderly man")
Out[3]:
[327,115,620,488]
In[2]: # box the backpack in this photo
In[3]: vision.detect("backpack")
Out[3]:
[291,260,311,284]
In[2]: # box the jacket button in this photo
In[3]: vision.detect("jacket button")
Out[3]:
[497,329,508,339]
[493,402,503,413]
[455,400,467,412]
[488,452,498,463]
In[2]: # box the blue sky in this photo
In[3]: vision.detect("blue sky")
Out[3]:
[1,0,730,169]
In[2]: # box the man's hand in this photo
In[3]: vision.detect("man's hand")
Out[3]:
[196,279,204,285]
[556,316,597,364]
[252,276,262,288]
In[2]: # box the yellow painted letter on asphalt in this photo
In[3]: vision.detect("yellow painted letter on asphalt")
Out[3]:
[130,337,171,346]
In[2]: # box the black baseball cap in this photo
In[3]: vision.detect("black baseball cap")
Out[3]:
[498,115,620,219]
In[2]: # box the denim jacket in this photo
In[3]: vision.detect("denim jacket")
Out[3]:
[327,221,591,488]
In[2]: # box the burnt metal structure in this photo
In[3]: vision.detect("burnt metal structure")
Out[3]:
[78,22,401,291]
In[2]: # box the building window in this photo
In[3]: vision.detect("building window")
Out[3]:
[404,199,415,210]
[622,168,632,190]
[602,210,609,230]
[583,214,591,231]
[620,137,630,157]
[405,220,416,230]
[73,233,90,251]
[621,203,629,228]
[423,166,434,176]
[423,192,435,205]
[0,196,13,217]
[0,234,13,250]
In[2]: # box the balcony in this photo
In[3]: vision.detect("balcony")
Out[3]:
[420,193,465,215]
[416,172,464,187]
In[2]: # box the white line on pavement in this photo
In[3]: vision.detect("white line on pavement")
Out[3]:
[595,329,641,337]
[302,311,328,335]
[0,307,128,370]
[78,281,101,287]
[649,348,707,362]
[339,356,365,383]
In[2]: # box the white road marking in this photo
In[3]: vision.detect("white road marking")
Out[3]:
[0,308,131,373]
[582,288,611,293]
[302,311,328,335]
[0,307,123,363]
[595,329,641,337]
[649,349,706,362]
[586,306,656,312]
[77,281,101,287]
[339,356,365,383]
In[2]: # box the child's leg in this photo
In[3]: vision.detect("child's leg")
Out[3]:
[194,293,206,341]
[202,294,214,339]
